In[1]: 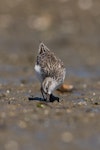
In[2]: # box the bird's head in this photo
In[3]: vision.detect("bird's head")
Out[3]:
[42,77,57,101]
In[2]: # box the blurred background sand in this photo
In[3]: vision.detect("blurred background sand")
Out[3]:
[0,0,100,71]
[0,1,100,150]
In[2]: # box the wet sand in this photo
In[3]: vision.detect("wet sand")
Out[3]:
[0,49,100,150]
[0,0,100,150]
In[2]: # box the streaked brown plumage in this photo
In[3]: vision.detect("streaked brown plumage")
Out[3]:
[34,43,66,101]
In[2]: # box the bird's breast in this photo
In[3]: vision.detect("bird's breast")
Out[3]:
[34,64,41,74]
[34,64,43,82]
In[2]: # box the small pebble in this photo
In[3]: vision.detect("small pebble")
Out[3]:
[6,90,10,94]
[37,103,45,108]
[83,84,87,88]
[78,101,87,106]
[27,15,52,31]
[94,102,99,105]
[93,92,96,96]
[28,90,32,93]
[20,83,24,87]
[44,109,49,115]
[66,109,72,113]
[18,120,27,128]
[61,132,73,143]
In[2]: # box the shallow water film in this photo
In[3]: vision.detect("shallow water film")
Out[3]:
[0,0,100,150]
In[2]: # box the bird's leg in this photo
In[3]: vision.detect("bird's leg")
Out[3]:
[41,87,46,101]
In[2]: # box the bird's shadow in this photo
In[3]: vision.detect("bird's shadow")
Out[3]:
[28,94,59,102]
[28,96,43,101]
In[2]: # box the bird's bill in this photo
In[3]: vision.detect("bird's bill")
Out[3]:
[46,93,50,102]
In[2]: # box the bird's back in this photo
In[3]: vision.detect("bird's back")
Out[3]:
[36,43,66,82]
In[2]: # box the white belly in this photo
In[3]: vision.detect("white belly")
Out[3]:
[34,64,43,82]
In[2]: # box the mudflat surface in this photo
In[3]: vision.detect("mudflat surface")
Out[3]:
[0,0,100,150]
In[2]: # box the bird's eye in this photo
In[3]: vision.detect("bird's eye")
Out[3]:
[46,87,48,92]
